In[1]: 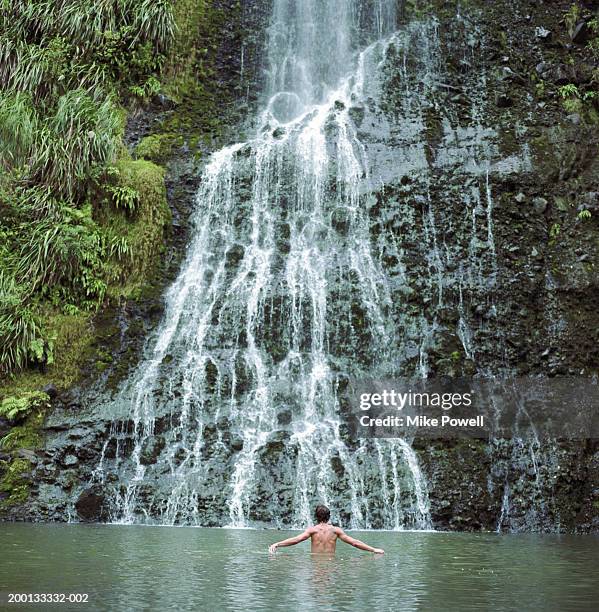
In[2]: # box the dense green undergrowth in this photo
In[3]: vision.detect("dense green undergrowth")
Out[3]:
[0,1,177,382]
[0,0,221,512]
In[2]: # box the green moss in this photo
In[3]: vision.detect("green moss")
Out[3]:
[159,0,233,143]
[102,159,171,299]
[0,311,94,399]
[587,107,599,126]
[135,134,175,162]
[170,0,208,65]
[44,312,95,387]
[0,408,45,452]
[0,458,32,509]
[163,0,209,102]
[562,97,584,115]
[0,393,50,512]
[0,427,41,453]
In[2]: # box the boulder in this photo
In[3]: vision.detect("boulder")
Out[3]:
[75,486,108,522]
[63,454,79,467]
[43,384,58,400]
[532,197,548,214]
[571,21,590,44]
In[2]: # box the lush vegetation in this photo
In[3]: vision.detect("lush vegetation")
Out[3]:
[0,391,49,423]
[0,0,240,513]
[0,1,176,379]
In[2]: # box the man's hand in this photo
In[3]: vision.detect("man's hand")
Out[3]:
[373,548,384,554]
[268,543,278,554]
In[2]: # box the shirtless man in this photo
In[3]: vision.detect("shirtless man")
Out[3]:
[268,505,384,555]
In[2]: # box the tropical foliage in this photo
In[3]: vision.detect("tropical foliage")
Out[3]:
[0,391,49,422]
[0,0,175,376]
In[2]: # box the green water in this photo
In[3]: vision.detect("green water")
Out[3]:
[0,525,597,611]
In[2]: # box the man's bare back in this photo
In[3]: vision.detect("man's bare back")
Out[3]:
[268,505,384,555]
[308,522,339,553]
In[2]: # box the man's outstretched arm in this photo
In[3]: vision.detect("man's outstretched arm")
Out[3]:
[335,527,384,554]
[269,528,313,553]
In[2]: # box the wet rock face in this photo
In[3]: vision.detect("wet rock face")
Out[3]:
[7,0,599,533]
[75,486,109,522]
[140,437,166,466]
[402,0,599,533]
[418,439,598,533]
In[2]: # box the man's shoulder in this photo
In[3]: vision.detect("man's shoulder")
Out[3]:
[308,523,344,536]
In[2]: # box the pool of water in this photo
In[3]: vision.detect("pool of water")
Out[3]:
[1,525,598,611]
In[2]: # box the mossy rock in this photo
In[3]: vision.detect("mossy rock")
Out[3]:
[0,409,45,453]
[0,458,33,509]
[0,310,95,399]
[135,134,175,162]
[105,159,172,298]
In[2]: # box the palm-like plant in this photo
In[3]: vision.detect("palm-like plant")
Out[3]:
[0,35,108,101]
[0,91,37,167]
[40,90,121,198]
[131,0,176,51]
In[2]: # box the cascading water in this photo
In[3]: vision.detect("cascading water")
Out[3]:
[90,0,434,529]
[89,1,535,529]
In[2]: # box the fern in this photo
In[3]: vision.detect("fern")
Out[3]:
[558,84,580,99]
[109,185,140,211]
[0,392,50,422]
[0,397,30,421]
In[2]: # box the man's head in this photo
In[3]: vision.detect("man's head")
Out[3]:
[314,505,330,524]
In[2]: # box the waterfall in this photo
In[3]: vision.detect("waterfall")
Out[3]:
[89,0,533,529]
[90,0,434,529]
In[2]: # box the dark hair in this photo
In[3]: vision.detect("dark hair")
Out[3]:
[314,505,330,523]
